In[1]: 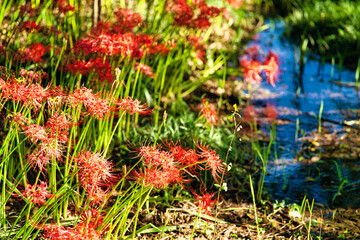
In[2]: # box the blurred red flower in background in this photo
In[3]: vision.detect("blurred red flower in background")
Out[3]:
[227,0,245,9]
[16,43,46,63]
[264,51,279,86]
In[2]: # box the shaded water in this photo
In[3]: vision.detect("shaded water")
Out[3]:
[247,20,360,207]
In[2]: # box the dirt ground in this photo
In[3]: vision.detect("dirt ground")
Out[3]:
[135,192,360,239]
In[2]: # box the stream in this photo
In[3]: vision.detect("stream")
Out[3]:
[246,20,360,208]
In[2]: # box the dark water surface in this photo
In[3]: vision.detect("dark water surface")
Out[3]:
[247,20,360,207]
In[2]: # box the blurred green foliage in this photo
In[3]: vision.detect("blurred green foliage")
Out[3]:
[283,0,360,69]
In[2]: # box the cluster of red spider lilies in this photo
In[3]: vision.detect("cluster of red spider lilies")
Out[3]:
[0,0,279,238]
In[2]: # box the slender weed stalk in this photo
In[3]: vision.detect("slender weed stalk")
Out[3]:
[318,100,324,135]
[356,57,360,86]
[332,160,349,204]
[190,206,202,240]
[251,122,276,202]
[249,175,261,240]
[295,117,300,140]
[331,57,335,81]
[306,199,314,239]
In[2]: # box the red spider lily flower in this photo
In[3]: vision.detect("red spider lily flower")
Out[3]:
[168,0,220,29]
[27,148,51,172]
[18,181,52,206]
[42,221,101,240]
[117,96,153,115]
[9,112,29,127]
[65,60,92,76]
[80,209,104,229]
[197,49,206,62]
[163,164,188,186]
[191,189,217,216]
[67,87,115,119]
[27,141,63,171]
[134,62,155,78]
[240,57,263,85]
[75,150,117,189]
[66,58,114,83]
[167,0,194,27]
[43,225,100,240]
[178,148,199,173]
[0,78,22,100]
[193,0,222,29]
[136,143,175,167]
[24,124,48,143]
[74,33,145,58]
[0,77,6,89]
[195,141,225,184]
[72,38,96,56]
[263,51,279,86]
[42,224,78,240]
[88,58,114,83]
[17,43,46,63]
[67,86,96,107]
[58,0,75,14]
[85,97,114,119]
[42,209,104,239]
[42,140,64,160]
[192,17,211,29]
[163,139,200,174]
[75,211,102,239]
[0,79,51,110]
[168,0,221,29]
[137,145,160,163]
[20,113,70,169]
[152,40,176,55]
[200,98,220,126]
[112,8,142,33]
[74,33,157,58]
[46,112,72,143]
[20,21,40,33]
[133,168,163,188]
[68,88,106,117]
[194,0,221,17]
[47,87,67,111]
[156,151,176,167]
[86,186,117,206]
[26,83,51,109]
[227,0,245,9]
[69,87,115,119]
[167,143,187,163]
[75,35,112,55]
[77,226,101,239]
[133,166,183,189]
